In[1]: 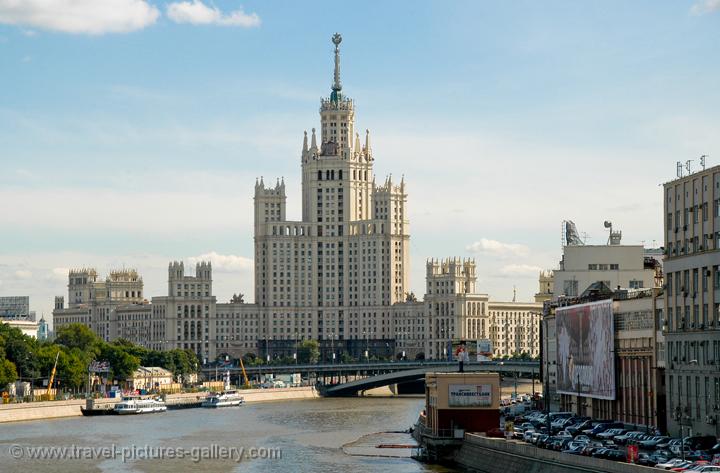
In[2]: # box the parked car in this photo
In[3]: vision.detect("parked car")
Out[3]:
[562,444,585,455]
[590,448,609,458]
[657,438,681,450]
[604,449,626,461]
[566,420,593,436]
[655,458,692,470]
[639,436,671,449]
[636,452,657,467]
[587,422,624,438]
[671,460,710,472]
[574,435,591,443]
[614,431,643,445]
[536,434,551,449]
[597,428,626,440]
[522,430,536,442]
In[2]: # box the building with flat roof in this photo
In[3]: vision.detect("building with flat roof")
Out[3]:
[424,372,500,436]
[663,163,720,436]
[0,296,30,318]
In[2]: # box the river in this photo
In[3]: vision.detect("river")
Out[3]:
[0,396,457,473]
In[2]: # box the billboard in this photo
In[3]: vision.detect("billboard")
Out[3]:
[477,339,493,361]
[556,299,615,400]
[448,384,493,407]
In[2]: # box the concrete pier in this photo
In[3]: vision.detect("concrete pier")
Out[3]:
[0,386,319,424]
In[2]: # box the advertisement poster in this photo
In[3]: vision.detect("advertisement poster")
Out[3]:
[556,299,616,400]
[477,339,493,361]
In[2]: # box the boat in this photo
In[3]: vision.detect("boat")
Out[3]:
[201,390,245,408]
[81,406,118,416]
[113,397,167,415]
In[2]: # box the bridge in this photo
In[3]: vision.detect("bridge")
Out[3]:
[322,362,538,396]
[202,360,539,396]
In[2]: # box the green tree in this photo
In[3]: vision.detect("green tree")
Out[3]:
[0,358,17,388]
[101,345,140,382]
[58,349,89,391]
[169,349,198,382]
[55,323,101,354]
[297,340,320,364]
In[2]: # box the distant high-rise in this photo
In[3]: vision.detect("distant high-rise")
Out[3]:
[253,33,409,353]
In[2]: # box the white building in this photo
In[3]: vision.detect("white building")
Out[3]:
[553,223,658,299]
[252,33,409,357]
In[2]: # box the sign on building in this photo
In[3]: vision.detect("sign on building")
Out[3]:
[448,384,492,407]
[555,299,616,400]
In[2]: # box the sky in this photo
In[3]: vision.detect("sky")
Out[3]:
[1,0,719,324]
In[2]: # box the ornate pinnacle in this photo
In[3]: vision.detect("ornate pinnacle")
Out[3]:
[332,33,342,92]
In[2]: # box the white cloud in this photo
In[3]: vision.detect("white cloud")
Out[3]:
[499,264,543,276]
[188,252,253,272]
[691,0,720,14]
[14,269,33,279]
[466,238,529,258]
[48,267,69,281]
[167,1,260,27]
[0,0,160,34]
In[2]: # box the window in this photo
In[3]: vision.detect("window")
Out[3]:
[610,264,619,270]
[563,280,578,297]
[598,264,609,271]
[588,264,598,270]
[629,280,644,289]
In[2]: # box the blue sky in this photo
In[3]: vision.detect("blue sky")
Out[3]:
[1,0,719,322]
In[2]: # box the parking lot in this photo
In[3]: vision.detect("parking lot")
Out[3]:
[497,406,720,471]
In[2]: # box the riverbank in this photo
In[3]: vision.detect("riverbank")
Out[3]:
[0,386,319,424]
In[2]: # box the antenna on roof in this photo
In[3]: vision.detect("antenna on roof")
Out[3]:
[701,154,708,171]
[677,161,683,178]
[686,159,693,175]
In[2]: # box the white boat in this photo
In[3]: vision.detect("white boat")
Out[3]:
[114,397,167,415]
[202,390,245,408]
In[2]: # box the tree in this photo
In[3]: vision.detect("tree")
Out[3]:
[57,349,89,391]
[169,349,198,382]
[297,340,320,364]
[55,323,101,353]
[0,358,17,388]
[101,345,140,382]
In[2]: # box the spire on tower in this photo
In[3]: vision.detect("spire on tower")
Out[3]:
[302,130,308,153]
[311,128,317,150]
[331,33,342,93]
[365,129,371,158]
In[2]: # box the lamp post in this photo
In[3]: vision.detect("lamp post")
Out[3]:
[331,332,335,364]
[294,331,298,365]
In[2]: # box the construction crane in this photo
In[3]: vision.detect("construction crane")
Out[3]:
[47,351,60,399]
[239,358,251,389]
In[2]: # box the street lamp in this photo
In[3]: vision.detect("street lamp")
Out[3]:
[294,331,298,365]
[363,330,369,362]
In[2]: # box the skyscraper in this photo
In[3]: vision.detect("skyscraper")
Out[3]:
[253,34,409,356]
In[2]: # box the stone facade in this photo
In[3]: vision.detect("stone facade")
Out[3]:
[663,164,720,437]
